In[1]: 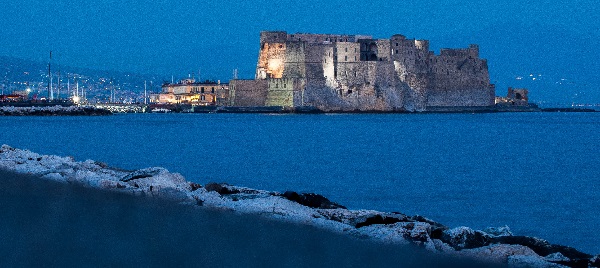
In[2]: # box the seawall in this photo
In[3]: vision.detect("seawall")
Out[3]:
[1,145,598,267]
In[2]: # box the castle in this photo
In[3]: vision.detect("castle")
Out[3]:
[229,31,496,112]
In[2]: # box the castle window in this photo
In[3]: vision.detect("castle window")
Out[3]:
[211,87,215,93]
[201,95,205,101]
[345,47,348,52]
[396,43,398,46]
[345,56,348,61]
[284,83,286,88]
[354,56,357,61]
[201,87,205,93]
[395,49,398,54]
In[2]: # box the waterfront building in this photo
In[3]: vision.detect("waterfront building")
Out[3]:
[150,79,229,106]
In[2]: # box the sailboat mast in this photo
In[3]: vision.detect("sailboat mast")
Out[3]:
[57,69,61,100]
[47,51,52,100]
[67,77,70,99]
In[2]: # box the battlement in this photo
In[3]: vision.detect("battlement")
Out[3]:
[261,31,374,45]
[260,31,288,44]
[288,33,372,44]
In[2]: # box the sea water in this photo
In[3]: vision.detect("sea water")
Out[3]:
[1,112,599,254]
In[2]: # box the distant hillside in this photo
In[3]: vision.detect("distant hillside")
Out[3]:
[1,55,166,91]
[0,56,168,103]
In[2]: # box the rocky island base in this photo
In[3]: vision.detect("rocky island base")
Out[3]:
[1,145,598,267]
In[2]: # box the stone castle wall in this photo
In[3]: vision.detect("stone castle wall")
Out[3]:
[229,80,268,106]
[235,31,495,111]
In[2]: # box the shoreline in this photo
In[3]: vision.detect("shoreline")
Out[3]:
[2,169,474,267]
[1,103,597,116]
[0,105,112,116]
[1,145,598,267]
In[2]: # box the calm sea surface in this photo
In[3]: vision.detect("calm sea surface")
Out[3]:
[1,113,599,254]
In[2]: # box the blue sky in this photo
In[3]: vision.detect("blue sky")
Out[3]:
[1,0,598,103]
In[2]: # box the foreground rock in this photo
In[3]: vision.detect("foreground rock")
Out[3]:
[0,144,597,267]
[0,105,112,116]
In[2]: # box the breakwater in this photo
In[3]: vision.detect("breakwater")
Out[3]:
[0,105,112,116]
[1,145,598,267]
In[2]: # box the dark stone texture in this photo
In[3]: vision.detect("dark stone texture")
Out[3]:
[94,161,109,168]
[441,229,491,250]
[589,255,600,267]
[205,183,240,195]
[430,227,445,240]
[121,167,165,182]
[282,191,346,209]
[355,214,406,228]
[491,236,592,260]
[553,259,592,268]
[189,182,202,191]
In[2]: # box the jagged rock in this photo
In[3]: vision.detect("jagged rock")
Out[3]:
[1,145,595,268]
[0,145,16,154]
[189,182,202,191]
[589,255,600,267]
[552,258,590,267]
[484,226,513,237]
[355,214,408,228]
[282,191,346,209]
[409,215,448,239]
[94,161,109,168]
[401,222,432,243]
[205,183,240,195]
[460,244,541,264]
[491,236,592,260]
[544,252,570,262]
[315,209,381,227]
[121,167,166,182]
[508,255,564,268]
[441,227,491,250]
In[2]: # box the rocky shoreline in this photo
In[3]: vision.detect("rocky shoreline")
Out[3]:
[0,145,598,267]
[0,105,112,116]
